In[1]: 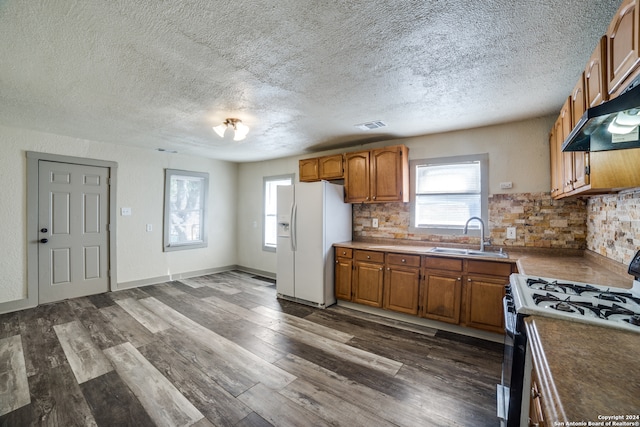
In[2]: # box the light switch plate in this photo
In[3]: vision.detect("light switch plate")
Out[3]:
[372,218,379,228]
[121,207,132,216]
[506,227,516,239]
[146,224,153,232]
[500,182,513,189]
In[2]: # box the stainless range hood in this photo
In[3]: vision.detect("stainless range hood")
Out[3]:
[562,81,640,152]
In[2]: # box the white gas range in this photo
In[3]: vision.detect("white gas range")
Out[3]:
[509,273,640,333]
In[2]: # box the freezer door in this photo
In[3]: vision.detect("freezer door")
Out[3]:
[276,185,295,298]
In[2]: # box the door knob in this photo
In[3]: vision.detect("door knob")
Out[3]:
[40,228,48,233]
[40,238,48,243]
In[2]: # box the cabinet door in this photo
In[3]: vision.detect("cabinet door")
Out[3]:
[607,0,640,96]
[571,75,589,190]
[559,98,574,194]
[335,257,353,301]
[422,271,462,324]
[344,151,370,203]
[586,36,608,107]
[370,146,409,202]
[549,127,562,198]
[319,154,344,180]
[353,261,384,307]
[299,158,319,182]
[464,275,507,333]
[383,266,420,315]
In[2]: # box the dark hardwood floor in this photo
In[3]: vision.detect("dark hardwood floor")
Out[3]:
[0,271,503,426]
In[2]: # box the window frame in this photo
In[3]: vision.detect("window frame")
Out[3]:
[163,169,209,252]
[263,174,294,252]
[408,153,489,236]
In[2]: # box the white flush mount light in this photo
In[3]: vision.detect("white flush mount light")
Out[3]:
[213,118,250,141]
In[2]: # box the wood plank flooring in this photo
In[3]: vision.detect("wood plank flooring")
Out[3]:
[0,270,503,426]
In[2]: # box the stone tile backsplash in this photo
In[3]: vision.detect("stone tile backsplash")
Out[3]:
[353,192,587,250]
[586,188,640,265]
[353,189,640,264]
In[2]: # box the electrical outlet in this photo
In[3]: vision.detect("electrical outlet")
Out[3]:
[146,224,153,232]
[372,218,379,228]
[500,181,513,189]
[506,227,516,239]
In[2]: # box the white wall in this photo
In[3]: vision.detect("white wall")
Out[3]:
[237,115,555,274]
[0,124,238,304]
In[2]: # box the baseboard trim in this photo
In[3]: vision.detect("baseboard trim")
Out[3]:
[0,295,37,315]
[0,265,274,314]
[115,265,239,290]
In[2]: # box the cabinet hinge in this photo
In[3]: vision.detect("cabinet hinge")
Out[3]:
[585,165,590,176]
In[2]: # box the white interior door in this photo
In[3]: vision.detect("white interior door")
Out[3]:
[38,161,110,303]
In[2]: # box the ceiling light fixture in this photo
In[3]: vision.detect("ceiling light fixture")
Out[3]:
[212,118,250,141]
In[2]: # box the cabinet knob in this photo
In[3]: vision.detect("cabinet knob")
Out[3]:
[379,267,383,271]
[468,278,471,282]
[387,267,390,271]
[372,196,376,200]
[367,255,370,259]
[457,277,461,281]
[342,251,346,255]
[531,387,540,399]
[401,259,406,263]
[335,260,338,264]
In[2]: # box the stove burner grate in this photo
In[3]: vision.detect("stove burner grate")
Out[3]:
[526,278,599,296]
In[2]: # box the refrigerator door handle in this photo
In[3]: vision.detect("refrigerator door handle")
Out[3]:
[290,202,297,252]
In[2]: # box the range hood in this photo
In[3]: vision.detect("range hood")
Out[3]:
[562,81,640,152]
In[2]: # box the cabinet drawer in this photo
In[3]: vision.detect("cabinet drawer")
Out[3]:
[335,247,353,258]
[467,260,513,277]
[386,253,421,267]
[424,256,463,272]
[355,250,385,263]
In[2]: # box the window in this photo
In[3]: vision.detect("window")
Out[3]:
[410,154,488,234]
[263,174,293,251]
[163,169,209,251]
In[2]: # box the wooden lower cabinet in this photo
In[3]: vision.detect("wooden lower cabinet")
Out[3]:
[464,275,507,333]
[335,258,353,301]
[353,250,385,307]
[422,271,462,324]
[529,367,545,427]
[335,248,514,334]
[383,266,420,314]
[353,261,384,307]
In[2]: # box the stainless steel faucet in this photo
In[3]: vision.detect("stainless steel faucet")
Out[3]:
[463,216,486,252]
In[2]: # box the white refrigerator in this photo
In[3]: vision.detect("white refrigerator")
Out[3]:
[276,181,352,308]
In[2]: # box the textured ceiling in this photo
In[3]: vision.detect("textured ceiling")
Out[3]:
[0,1,622,162]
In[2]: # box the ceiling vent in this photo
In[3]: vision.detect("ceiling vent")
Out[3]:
[354,120,387,131]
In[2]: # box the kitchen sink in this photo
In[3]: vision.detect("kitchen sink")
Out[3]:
[428,247,509,259]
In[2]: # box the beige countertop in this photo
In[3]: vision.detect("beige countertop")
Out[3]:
[525,316,640,423]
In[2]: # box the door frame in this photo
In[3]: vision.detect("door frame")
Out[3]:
[26,151,118,309]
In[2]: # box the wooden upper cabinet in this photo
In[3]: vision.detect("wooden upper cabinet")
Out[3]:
[549,126,562,198]
[570,74,589,190]
[586,36,608,107]
[607,0,640,96]
[344,151,371,203]
[299,158,319,182]
[318,154,343,180]
[370,145,409,203]
[559,98,575,194]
